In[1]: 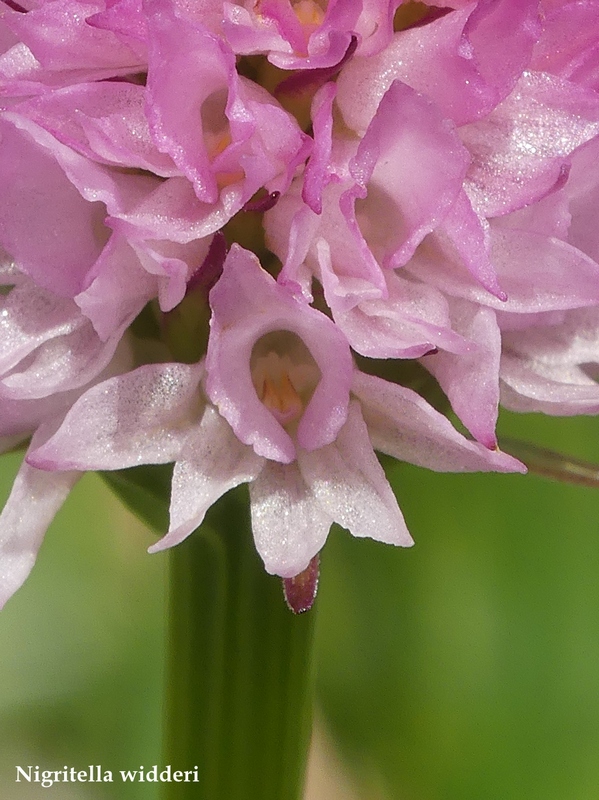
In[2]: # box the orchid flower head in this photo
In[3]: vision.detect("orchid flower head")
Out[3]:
[3,0,599,611]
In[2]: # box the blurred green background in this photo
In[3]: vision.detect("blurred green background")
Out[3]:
[1,407,599,799]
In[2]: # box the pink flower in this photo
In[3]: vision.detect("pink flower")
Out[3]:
[0,258,133,609]
[27,245,522,592]
[4,0,599,610]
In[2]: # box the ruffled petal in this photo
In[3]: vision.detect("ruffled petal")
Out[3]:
[206,244,353,461]
[326,269,470,359]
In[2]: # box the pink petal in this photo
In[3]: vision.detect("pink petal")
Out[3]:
[206,244,353,461]
[326,269,470,359]
[27,362,203,471]
[531,0,599,89]
[302,81,337,215]
[422,299,501,448]
[249,460,333,578]
[146,2,310,207]
[435,189,506,300]
[0,116,110,297]
[75,235,156,341]
[563,136,599,263]
[130,236,210,313]
[3,0,142,73]
[18,81,179,176]
[463,0,540,106]
[149,404,265,552]
[0,317,124,400]
[145,4,230,204]
[0,282,85,376]
[347,80,470,269]
[336,7,495,131]
[298,400,414,546]
[500,306,599,415]
[461,71,599,216]
[408,226,599,313]
[352,371,525,473]
[0,430,79,610]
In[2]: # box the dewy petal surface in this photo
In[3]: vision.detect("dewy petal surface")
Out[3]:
[6,0,599,603]
[28,362,204,471]
[151,404,265,553]
[298,400,414,547]
[352,371,525,474]
[461,71,599,216]
[250,460,334,579]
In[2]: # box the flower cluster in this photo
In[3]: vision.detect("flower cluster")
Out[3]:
[1,0,599,611]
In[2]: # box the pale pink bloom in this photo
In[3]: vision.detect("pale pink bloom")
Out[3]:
[5,0,599,610]
[266,2,599,449]
[0,258,134,609]
[28,246,522,585]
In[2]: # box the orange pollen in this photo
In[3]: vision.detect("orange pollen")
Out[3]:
[293,0,325,26]
[260,371,303,425]
[215,169,245,189]
[209,131,232,159]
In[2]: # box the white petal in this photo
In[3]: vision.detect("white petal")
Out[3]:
[299,401,414,546]
[150,405,264,552]
[249,461,333,578]
[0,441,78,609]
[28,362,203,471]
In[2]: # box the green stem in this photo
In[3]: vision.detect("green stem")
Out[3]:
[161,485,316,800]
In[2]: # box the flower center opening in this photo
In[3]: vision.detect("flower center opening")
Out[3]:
[201,88,245,188]
[250,330,321,430]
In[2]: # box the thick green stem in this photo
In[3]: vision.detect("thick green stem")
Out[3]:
[161,485,316,800]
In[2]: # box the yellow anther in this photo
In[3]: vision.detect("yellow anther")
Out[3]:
[209,131,232,159]
[215,169,245,189]
[293,0,325,27]
[260,371,304,425]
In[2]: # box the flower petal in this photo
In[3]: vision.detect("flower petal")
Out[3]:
[150,404,265,552]
[28,362,203,471]
[0,116,110,297]
[0,430,78,610]
[423,299,501,448]
[352,371,525,473]
[298,400,414,546]
[206,244,353,461]
[249,460,333,578]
